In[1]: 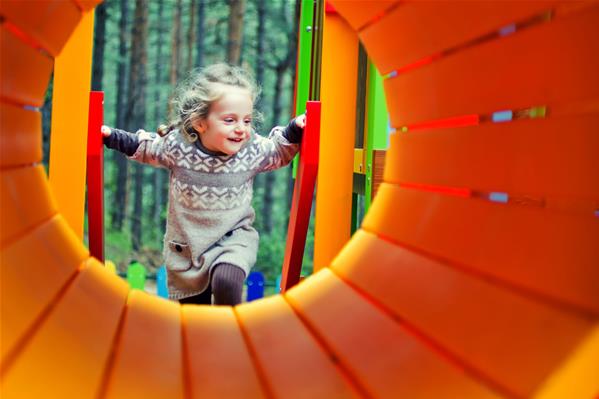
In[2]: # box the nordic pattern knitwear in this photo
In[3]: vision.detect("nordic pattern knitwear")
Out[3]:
[128,126,299,300]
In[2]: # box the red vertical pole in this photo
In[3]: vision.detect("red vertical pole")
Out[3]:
[280,101,321,292]
[86,91,105,262]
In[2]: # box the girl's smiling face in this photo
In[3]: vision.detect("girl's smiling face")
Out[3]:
[192,86,253,155]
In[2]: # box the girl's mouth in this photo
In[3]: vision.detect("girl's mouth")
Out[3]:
[228,138,243,143]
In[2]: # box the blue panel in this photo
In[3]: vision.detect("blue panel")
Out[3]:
[492,110,513,123]
[499,23,517,37]
[489,192,509,203]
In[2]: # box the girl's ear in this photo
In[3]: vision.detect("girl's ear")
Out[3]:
[191,118,206,133]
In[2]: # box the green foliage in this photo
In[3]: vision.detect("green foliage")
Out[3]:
[105,229,133,269]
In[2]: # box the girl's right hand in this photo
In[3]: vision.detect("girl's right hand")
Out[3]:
[101,125,112,137]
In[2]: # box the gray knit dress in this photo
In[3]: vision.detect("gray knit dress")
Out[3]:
[125,126,299,299]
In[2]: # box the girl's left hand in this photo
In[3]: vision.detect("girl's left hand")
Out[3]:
[295,114,306,129]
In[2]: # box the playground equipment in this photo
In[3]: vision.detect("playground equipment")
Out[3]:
[1,1,598,398]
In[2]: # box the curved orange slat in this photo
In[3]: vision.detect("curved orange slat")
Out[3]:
[0,166,56,248]
[359,0,559,74]
[236,296,360,398]
[363,184,599,315]
[385,5,599,126]
[534,325,599,399]
[182,305,264,399]
[313,14,358,271]
[285,269,503,398]
[328,0,397,31]
[76,0,103,12]
[1,260,128,398]
[0,215,87,364]
[385,114,599,203]
[103,291,184,399]
[0,26,53,107]
[331,230,594,397]
[0,0,81,56]
[1,1,597,398]
[0,103,41,167]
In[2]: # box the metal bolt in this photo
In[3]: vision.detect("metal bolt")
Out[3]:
[306,26,312,32]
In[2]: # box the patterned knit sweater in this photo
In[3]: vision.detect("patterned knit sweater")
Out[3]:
[104,122,301,299]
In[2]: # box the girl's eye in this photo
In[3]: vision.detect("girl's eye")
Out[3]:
[244,120,252,125]
[224,118,235,123]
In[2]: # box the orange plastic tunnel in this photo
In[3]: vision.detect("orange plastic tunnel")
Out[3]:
[1,1,598,398]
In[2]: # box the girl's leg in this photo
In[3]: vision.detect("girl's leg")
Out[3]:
[179,287,212,305]
[211,263,245,305]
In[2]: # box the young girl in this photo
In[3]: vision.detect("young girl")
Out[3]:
[102,63,305,305]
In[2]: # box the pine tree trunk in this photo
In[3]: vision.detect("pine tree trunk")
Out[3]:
[252,0,267,193]
[111,0,130,231]
[262,63,287,233]
[151,0,167,237]
[187,0,196,73]
[226,0,245,65]
[91,1,106,91]
[195,0,206,68]
[127,0,149,251]
[168,0,182,118]
[255,0,266,97]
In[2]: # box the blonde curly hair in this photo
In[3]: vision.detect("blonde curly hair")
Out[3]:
[159,64,262,142]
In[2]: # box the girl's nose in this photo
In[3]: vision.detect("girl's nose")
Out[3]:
[234,122,245,133]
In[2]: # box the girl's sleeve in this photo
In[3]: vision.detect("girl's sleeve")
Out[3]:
[104,128,173,168]
[255,120,303,173]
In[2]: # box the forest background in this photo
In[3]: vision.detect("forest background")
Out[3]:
[41,0,314,293]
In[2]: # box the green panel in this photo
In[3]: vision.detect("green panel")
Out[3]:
[127,262,147,291]
[295,0,315,115]
[364,61,389,212]
[292,0,316,176]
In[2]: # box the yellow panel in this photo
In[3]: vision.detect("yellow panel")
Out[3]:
[360,0,559,74]
[104,291,184,399]
[384,6,599,126]
[1,215,87,364]
[1,260,129,399]
[236,296,359,398]
[285,269,502,398]
[0,25,53,107]
[353,148,364,174]
[363,184,599,315]
[533,324,599,399]
[183,305,264,399]
[48,10,94,239]
[314,13,358,271]
[0,0,81,56]
[331,230,594,397]
[0,102,42,167]
[386,114,599,203]
[329,0,397,31]
[0,165,57,248]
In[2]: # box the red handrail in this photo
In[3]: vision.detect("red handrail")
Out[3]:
[280,100,321,292]
[86,91,105,262]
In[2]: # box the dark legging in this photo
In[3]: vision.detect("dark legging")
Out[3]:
[179,263,245,306]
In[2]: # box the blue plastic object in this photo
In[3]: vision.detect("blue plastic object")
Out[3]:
[156,265,168,298]
[246,272,265,302]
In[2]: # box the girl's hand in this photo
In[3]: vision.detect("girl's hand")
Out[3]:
[294,114,306,129]
[101,125,112,137]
